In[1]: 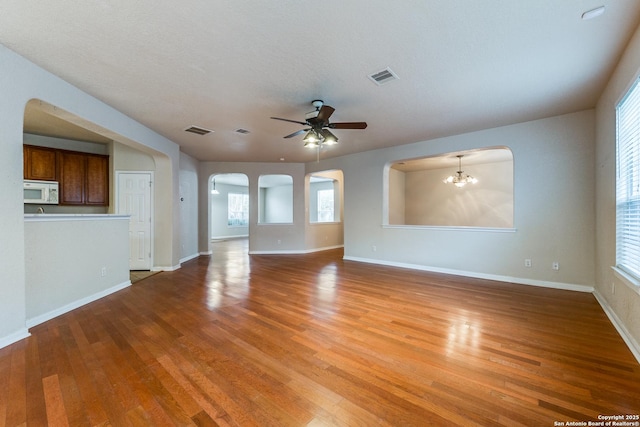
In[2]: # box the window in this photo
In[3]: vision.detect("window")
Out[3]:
[616,76,640,282]
[317,189,335,222]
[228,193,249,227]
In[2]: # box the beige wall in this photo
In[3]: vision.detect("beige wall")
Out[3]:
[594,22,640,357]
[399,160,513,227]
[113,141,156,170]
[310,110,596,292]
[388,168,405,225]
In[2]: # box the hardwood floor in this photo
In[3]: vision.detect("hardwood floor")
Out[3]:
[2,238,639,426]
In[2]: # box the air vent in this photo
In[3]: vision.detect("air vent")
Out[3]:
[235,128,250,134]
[184,125,213,135]
[368,67,399,85]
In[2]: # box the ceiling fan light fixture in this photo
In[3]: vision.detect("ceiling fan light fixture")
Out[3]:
[321,129,338,145]
[271,101,366,149]
[303,129,321,144]
[304,139,319,148]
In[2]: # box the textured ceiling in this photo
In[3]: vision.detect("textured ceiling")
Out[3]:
[4,1,640,163]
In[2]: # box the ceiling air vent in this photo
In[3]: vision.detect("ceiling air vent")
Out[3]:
[368,67,399,85]
[184,125,213,135]
[235,128,250,134]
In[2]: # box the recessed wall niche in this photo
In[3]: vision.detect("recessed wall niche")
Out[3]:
[258,174,293,224]
[387,147,514,228]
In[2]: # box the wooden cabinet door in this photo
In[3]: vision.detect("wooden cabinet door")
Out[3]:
[86,154,109,205]
[58,151,86,205]
[24,145,57,181]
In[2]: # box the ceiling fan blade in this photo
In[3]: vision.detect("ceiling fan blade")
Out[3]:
[316,105,335,123]
[271,117,307,125]
[283,129,309,139]
[328,122,368,129]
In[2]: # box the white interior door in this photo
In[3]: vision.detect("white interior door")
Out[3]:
[117,172,152,270]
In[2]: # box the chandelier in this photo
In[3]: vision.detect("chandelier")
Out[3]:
[443,154,478,188]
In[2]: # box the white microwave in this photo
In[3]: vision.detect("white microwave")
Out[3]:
[24,180,59,204]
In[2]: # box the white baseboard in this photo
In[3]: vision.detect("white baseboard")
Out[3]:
[211,235,248,240]
[0,328,31,350]
[304,244,344,253]
[152,264,181,272]
[342,256,594,293]
[249,249,307,255]
[180,252,200,264]
[250,245,343,255]
[593,290,640,364]
[26,280,132,329]
[200,250,213,256]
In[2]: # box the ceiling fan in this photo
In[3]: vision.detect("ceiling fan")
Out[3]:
[270,100,367,148]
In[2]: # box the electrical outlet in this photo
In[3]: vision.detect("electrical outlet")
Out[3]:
[277,239,282,244]
[372,245,377,252]
[101,267,107,277]
[552,262,559,271]
[612,282,616,295]
[524,259,532,267]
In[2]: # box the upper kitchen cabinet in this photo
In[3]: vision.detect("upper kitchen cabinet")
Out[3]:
[23,145,57,181]
[23,144,109,207]
[58,150,109,206]
[85,154,109,205]
[58,150,86,205]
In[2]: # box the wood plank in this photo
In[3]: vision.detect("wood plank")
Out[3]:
[5,343,27,426]
[0,346,13,426]
[42,375,69,427]
[24,334,47,425]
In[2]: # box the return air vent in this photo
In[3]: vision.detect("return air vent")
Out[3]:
[235,128,250,134]
[368,67,399,85]
[184,125,213,135]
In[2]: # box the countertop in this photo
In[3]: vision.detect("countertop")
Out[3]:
[24,214,130,222]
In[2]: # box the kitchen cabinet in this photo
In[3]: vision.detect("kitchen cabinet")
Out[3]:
[58,151,109,206]
[85,154,109,205]
[23,144,109,206]
[23,145,57,181]
[58,151,86,204]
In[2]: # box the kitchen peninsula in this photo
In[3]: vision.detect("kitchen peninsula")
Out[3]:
[24,214,130,327]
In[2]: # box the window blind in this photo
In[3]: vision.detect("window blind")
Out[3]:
[616,76,640,281]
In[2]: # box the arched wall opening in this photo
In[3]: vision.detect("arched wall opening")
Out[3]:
[210,173,250,241]
[305,169,345,251]
[23,99,176,268]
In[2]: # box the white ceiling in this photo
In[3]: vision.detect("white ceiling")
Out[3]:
[3,1,640,163]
